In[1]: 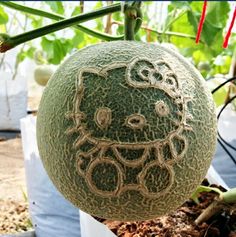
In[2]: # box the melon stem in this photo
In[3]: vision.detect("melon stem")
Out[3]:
[124,2,142,41]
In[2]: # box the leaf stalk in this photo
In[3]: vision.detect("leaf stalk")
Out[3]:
[0,1,124,41]
[0,2,121,52]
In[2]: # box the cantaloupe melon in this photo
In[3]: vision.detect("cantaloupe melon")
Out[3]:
[34,65,54,86]
[36,41,217,221]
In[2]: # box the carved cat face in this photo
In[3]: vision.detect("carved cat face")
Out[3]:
[66,58,192,198]
[73,58,186,145]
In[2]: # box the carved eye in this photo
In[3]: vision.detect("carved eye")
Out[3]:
[155,101,170,117]
[152,72,163,81]
[138,67,151,81]
[94,107,112,129]
[165,74,178,88]
[125,114,146,130]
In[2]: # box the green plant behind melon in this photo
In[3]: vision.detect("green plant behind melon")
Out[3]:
[36,41,217,221]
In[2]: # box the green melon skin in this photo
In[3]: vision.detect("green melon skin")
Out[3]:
[36,41,217,221]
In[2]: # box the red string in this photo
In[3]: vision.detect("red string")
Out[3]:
[196,0,207,44]
[223,6,236,48]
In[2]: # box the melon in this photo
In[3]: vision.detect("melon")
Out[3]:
[36,41,217,221]
[34,65,54,86]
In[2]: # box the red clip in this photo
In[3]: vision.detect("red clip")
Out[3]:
[223,6,236,48]
[196,0,207,44]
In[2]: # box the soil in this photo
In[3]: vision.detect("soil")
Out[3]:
[97,182,236,237]
[0,137,26,201]
[0,137,33,234]
[0,200,32,234]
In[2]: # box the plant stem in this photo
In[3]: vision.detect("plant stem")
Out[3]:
[0,2,122,52]
[0,10,17,71]
[124,7,136,40]
[221,187,236,203]
[0,1,123,41]
[124,2,142,41]
[112,21,201,42]
[80,1,84,13]
[0,54,6,71]
[195,198,225,225]
[105,1,113,34]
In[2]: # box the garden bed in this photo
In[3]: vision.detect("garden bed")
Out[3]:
[96,182,236,237]
[0,199,32,235]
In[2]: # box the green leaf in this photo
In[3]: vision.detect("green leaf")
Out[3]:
[71,6,81,17]
[52,40,65,64]
[96,18,104,32]
[164,8,188,33]
[169,13,196,49]
[16,52,26,64]
[45,1,64,15]
[113,12,122,22]
[72,30,84,48]
[16,47,36,64]
[94,1,103,9]
[0,6,8,25]
[41,35,73,65]
[207,78,229,107]
[30,16,43,29]
[165,1,231,76]
[41,36,54,62]
[170,1,190,9]
[191,185,223,204]
[187,10,219,46]
[189,1,203,12]
[192,48,212,64]
[26,47,36,59]
[112,12,123,36]
[206,2,230,28]
[187,2,230,46]
[213,87,228,107]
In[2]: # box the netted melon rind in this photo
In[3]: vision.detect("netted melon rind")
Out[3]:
[36,41,217,221]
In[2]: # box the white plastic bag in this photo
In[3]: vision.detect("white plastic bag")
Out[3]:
[80,211,116,237]
[211,105,236,188]
[20,116,81,237]
[0,71,27,130]
[206,166,228,189]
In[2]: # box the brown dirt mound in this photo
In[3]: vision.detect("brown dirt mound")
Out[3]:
[0,199,32,234]
[97,184,236,237]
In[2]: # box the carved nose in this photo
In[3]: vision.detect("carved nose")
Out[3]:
[125,114,146,130]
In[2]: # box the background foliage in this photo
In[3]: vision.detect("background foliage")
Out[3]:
[0,1,235,106]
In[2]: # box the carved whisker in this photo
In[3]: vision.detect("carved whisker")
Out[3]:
[184,96,193,103]
[176,111,183,116]
[183,124,193,131]
[186,114,193,120]
[65,127,79,135]
[74,132,90,148]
